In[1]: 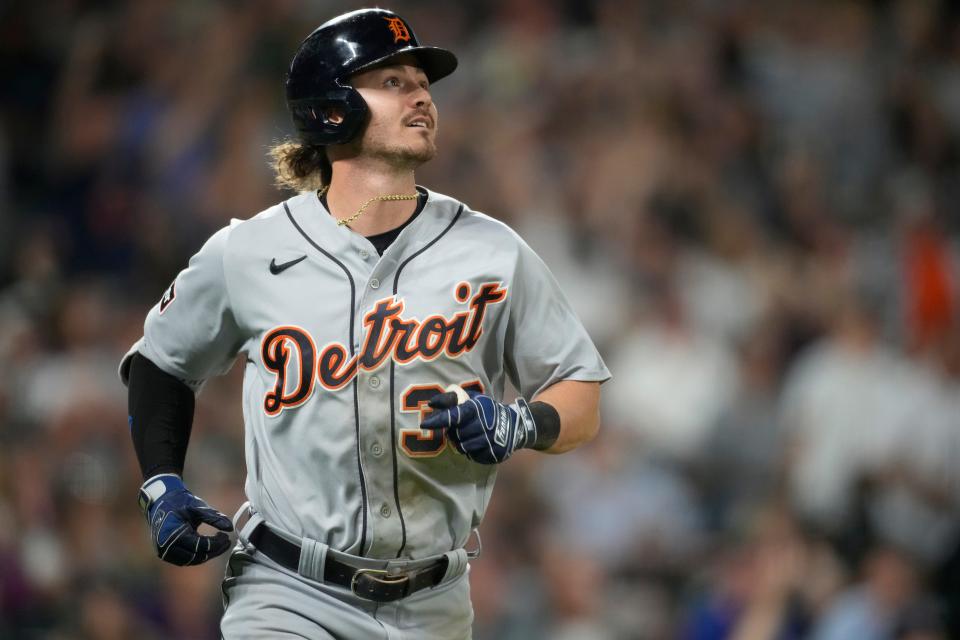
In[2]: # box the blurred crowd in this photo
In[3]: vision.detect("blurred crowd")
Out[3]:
[1,0,959,638]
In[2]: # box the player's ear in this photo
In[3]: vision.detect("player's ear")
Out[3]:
[322,107,345,125]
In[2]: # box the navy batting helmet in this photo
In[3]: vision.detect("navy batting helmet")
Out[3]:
[286,8,458,146]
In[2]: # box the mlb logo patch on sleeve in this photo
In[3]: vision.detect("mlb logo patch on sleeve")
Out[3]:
[159,281,176,314]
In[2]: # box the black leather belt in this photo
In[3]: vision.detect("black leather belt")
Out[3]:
[249,523,449,603]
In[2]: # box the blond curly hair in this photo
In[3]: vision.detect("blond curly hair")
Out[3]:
[267,140,332,191]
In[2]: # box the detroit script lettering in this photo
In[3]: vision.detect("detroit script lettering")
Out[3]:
[260,282,507,415]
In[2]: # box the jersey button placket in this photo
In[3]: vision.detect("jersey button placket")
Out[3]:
[369,278,380,289]
[379,503,391,518]
[369,375,381,389]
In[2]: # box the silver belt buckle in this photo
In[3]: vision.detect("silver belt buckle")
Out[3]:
[350,568,410,601]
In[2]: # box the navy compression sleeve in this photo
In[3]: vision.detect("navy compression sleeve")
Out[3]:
[127,352,195,479]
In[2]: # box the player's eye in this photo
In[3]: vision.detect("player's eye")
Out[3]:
[419,80,429,91]
[384,76,401,88]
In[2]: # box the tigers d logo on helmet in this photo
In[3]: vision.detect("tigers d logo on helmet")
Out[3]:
[384,16,411,43]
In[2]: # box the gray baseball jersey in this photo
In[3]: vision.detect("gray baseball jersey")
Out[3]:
[121,188,610,560]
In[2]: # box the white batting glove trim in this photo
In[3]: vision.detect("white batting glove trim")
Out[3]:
[140,473,182,503]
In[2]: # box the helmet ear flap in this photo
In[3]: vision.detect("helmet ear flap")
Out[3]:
[289,88,369,146]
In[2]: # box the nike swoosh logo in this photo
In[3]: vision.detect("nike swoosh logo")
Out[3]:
[269,255,307,275]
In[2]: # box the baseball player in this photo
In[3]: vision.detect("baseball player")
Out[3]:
[121,8,610,639]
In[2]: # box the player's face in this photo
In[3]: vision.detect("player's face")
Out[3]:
[350,56,438,167]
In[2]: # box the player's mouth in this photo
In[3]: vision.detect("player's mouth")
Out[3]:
[405,115,433,130]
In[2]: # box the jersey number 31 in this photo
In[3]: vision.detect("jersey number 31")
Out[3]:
[399,381,484,457]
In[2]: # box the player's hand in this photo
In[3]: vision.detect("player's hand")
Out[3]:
[137,474,233,566]
[421,390,537,464]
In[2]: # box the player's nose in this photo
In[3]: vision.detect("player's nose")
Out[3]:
[405,79,432,108]
[412,87,432,110]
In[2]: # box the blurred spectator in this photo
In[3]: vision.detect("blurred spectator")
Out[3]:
[682,506,843,640]
[810,546,933,640]
[697,318,789,532]
[605,276,738,463]
[780,291,907,545]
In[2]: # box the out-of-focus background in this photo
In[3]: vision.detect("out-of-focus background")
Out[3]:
[1,0,958,638]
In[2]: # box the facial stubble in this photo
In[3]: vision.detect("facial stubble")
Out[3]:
[355,119,437,171]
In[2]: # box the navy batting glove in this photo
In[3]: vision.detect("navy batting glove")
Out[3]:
[421,391,537,464]
[138,474,233,566]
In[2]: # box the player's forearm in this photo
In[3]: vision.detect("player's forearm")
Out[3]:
[532,380,601,454]
[127,352,195,479]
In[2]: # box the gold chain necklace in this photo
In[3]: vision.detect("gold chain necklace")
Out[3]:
[318,185,419,227]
